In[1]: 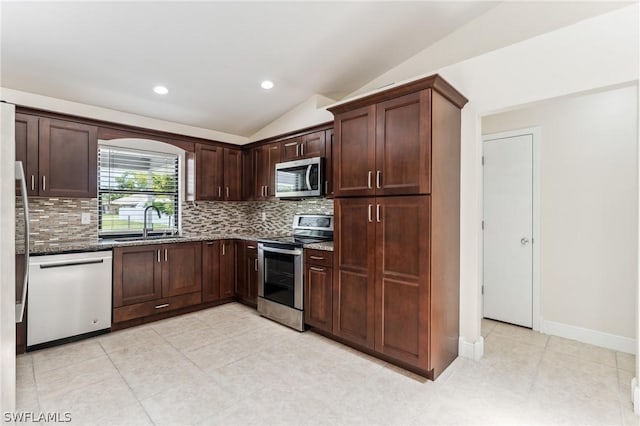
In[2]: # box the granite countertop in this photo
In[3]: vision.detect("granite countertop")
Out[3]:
[26,233,334,255]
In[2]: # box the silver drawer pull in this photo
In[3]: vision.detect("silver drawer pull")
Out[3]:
[42,175,46,191]
[254,258,258,271]
[31,175,35,191]
[309,256,324,260]
[247,245,256,249]
[310,266,325,272]
[367,171,372,189]
[155,304,169,309]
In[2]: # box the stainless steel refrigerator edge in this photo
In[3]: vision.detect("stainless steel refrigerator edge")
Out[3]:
[1,101,17,413]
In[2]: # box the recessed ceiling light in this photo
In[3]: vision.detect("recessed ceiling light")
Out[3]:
[261,80,274,90]
[153,85,169,95]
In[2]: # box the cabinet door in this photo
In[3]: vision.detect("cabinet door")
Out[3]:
[202,241,221,302]
[254,146,267,199]
[196,144,224,200]
[242,149,256,201]
[374,196,430,370]
[219,240,236,299]
[264,143,281,198]
[39,118,97,197]
[15,113,39,196]
[280,137,302,162]
[324,129,334,197]
[113,245,162,307]
[305,263,333,332]
[301,130,326,159]
[246,248,258,303]
[162,242,203,298]
[333,198,375,349]
[333,105,375,197]
[235,241,248,299]
[375,91,431,195]
[223,148,243,200]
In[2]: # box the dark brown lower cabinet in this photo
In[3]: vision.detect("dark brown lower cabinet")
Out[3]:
[113,242,202,324]
[202,241,221,302]
[220,240,236,299]
[202,239,237,302]
[304,249,333,333]
[333,196,455,378]
[236,240,258,307]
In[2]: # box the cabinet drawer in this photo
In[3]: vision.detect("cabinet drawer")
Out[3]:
[113,291,201,323]
[305,249,333,267]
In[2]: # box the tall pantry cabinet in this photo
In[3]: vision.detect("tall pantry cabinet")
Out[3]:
[328,74,468,379]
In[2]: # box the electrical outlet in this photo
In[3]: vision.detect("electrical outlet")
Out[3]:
[261,212,266,222]
[81,213,91,224]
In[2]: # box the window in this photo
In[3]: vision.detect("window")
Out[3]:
[98,146,179,236]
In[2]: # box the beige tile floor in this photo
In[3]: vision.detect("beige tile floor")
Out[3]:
[15,303,638,425]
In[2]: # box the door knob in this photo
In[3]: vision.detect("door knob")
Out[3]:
[520,238,530,245]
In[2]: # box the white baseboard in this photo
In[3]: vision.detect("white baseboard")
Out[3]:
[541,319,635,354]
[459,335,484,361]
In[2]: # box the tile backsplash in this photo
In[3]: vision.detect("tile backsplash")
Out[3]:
[182,198,334,236]
[19,197,334,248]
[17,197,98,248]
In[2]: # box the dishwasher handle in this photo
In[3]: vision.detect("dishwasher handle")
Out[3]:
[39,259,105,269]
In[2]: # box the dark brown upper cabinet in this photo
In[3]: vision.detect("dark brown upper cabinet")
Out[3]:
[15,114,98,198]
[195,144,242,201]
[329,74,467,198]
[253,143,281,200]
[195,144,224,200]
[280,130,326,162]
[223,148,242,201]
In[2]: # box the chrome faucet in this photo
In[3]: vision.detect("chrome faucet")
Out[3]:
[143,205,161,239]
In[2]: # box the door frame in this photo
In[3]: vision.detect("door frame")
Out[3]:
[482,126,541,331]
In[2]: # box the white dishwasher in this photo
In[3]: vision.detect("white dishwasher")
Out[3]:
[27,250,112,348]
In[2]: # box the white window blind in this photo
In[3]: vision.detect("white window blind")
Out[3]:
[98,146,179,236]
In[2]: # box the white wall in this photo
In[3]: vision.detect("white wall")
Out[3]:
[483,84,638,342]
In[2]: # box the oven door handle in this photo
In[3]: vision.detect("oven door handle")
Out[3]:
[261,246,303,256]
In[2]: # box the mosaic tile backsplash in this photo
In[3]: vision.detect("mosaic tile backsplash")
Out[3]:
[19,196,334,248]
[181,198,334,236]
[17,197,98,249]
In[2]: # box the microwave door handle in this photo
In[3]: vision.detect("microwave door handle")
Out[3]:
[305,165,312,191]
[15,161,29,323]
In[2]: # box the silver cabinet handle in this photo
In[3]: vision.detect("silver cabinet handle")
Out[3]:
[296,144,300,157]
[325,181,328,194]
[155,304,169,309]
[31,175,35,191]
[254,258,258,271]
[157,250,160,263]
[309,255,325,260]
[247,245,256,249]
[206,241,215,246]
[367,171,372,189]
[376,204,381,222]
[368,204,373,223]
[376,170,381,189]
[42,175,46,191]
[226,187,230,198]
[218,187,222,198]
[222,243,225,256]
[310,266,325,272]
[164,249,168,261]
[300,144,304,157]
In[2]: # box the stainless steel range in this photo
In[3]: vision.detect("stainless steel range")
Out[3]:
[257,214,333,331]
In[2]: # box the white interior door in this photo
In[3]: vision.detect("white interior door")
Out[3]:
[483,133,533,328]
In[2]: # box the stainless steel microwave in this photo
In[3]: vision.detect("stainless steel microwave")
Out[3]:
[275,157,323,198]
